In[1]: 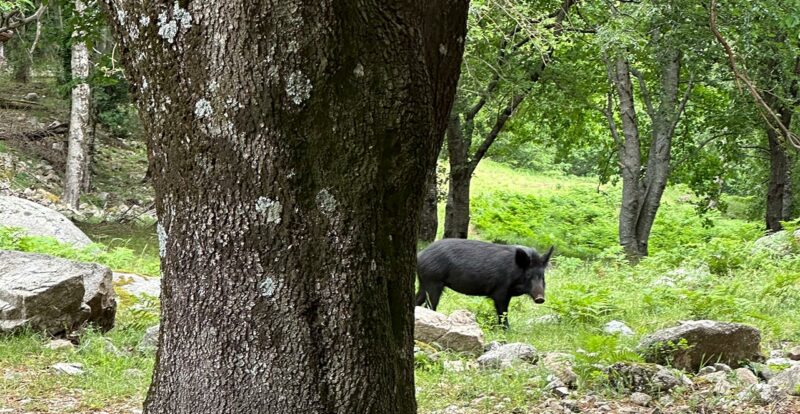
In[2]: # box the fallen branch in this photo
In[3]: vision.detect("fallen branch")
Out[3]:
[0,121,68,141]
[709,0,800,149]
[0,97,44,110]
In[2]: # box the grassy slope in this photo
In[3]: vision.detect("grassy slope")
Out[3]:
[417,160,800,412]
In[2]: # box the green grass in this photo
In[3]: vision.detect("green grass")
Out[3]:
[0,227,159,276]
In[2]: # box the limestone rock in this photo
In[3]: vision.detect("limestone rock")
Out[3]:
[768,365,800,396]
[477,342,537,369]
[638,320,762,371]
[0,251,116,334]
[0,196,92,246]
[414,307,484,354]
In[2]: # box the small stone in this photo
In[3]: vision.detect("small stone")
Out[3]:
[597,405,612,412]
[698,365,717,375]
[714,363,732,372]
[658,395,674,407]
[477,342,537,369]
[766,357,797,366]
[52,362,84,376]
[443,360,467,373]
[560,399,579,412]
[738,383,785,405]
[541,352,578,388]
[603,320,634,336]
[786,346,800,361]
[734,367,759,386]
[138,324,160,352]
[768,365,800,396]
[550,384,570,398]
[123,368,145,379]
[629,392,652,407]
[24,92,39,101]
[533,314,560,324]
[45,339,74,350]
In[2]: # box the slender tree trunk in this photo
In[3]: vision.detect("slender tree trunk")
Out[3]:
[13,55,30,83]
[632,49,681,256]
[81,123,96,192]
[63,0,90,209]
[419,167,439,243]
[444,115,472,239]
[0,42,6,71]
[102,1,468,413]
[767,128,790,232]
[609,56,644,259]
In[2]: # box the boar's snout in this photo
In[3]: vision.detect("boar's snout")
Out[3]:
[533,296,545,304]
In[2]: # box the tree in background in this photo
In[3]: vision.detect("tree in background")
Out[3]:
[101,0,468,412]
[62,0,90,209]
[443,0,577,239]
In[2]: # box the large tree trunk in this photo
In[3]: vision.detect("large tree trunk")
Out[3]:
[13,53,30,83]
[102,1,468,413]
[62,0,90,209]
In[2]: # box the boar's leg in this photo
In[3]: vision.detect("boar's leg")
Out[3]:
[415,282,444,310]
[492,294,512,329]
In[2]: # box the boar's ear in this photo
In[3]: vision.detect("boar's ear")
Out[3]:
[542,246,555,265]
[515,248,531,269]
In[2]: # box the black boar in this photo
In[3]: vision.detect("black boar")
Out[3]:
[415,239,554,328]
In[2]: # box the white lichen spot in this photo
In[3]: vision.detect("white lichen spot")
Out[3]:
[353,63,364,78]
[209,81,219,92]
[439,44,447,55]
[116,9,127,24]
[286,71,312,105]
[158,18,178,43]
[140,15,151,26]
[141,78,148,91]
[194,98,213,118]
[255,196,282,224]
[287,169,296,179]
[259,277,277,298]
[173,1,192,29]
[316,188,337,214]
[157,223,167,258]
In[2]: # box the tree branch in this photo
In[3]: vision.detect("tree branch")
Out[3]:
[709,0,800,149]
[0,4,47,37]
[629,67,655,120]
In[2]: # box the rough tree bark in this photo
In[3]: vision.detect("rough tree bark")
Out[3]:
[62,0,90,209]
[102,1,468,413]
[418,166,439,243]
[606,46,690,260]
[764,57,799,232]
[443,0,575,239]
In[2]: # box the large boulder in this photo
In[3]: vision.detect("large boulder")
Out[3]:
[752,230,800,257]
[0,251,116,334]
[768,365,800,396]
[638,320,762,371]
[0,196,92,247]
[414,307,484,354]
